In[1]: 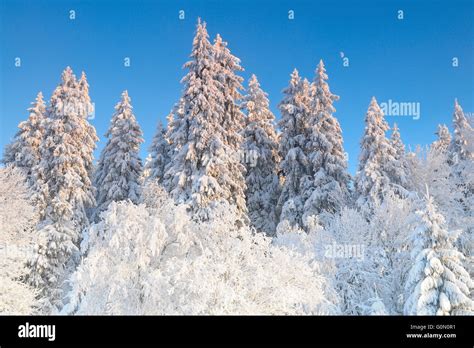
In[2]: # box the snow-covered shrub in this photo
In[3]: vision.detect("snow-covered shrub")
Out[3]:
[62,187,338,315]
[369,192,418,313]
[361,296,388,315]
[407,146,465,230]
[276,199,413,315]
[274,216,341,310]
[0,165,37,236]
[324,207,391,315]
[274,207,390,315]
[0,165,38,314]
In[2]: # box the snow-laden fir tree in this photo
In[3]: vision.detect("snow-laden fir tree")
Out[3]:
[147,121,169,183]
[32,67,98,225]
[242,74,280,235]
[448,100,474,264]
[153,101,186,187]
[431,124,451,153]
[94,91,144,218]
[163,19,246,219]
[277,69,311,227]
[77,71,98,190]
[354,97,398,209]
[448,100,473,202]
[213,33,246,148]
[2,92,46,185]
[27,67,98,311]
[450,99,473,163]
[387,123,409,190]
[160,100,186,181]
[212,33,247,212]
[302,60,350,225]
[404,191,474,315]
[78,72,95,119]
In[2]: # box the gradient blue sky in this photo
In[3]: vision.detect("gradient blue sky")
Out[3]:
[1,0,473,173]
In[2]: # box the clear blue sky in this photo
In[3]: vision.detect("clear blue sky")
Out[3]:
[1,0,473,173]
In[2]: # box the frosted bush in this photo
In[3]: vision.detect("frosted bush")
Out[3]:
[0,166,38,314]
[62,187,338,315]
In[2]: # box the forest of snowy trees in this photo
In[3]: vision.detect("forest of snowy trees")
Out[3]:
[1,19,473,315]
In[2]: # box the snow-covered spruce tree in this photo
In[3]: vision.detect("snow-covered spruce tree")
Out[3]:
[152,101,186,187]
[242,74,280,235]
[94,90,144,218]
[163,19,246,219]
[163,99,185,158]
[432,124,451,153]
[147,121,169,183]
[212,33,247,213]
[277,69,310,228]
[26,67,98,312]
[0,166,38,314]
[2,92,46,185]
[404,192,474,315]
[213,33,246,148]
[302,60,350,226]
[78,72,95,120]
[448,100,474,267]
[354,97,398,209]
[387,123,409,190]
[449,100,474,196]
[450,99,473,164]
[77,71,98,210]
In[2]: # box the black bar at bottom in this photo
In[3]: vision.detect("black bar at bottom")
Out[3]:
[0,315,472,346]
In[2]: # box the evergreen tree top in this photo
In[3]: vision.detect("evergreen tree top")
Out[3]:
[244,74,274,123]
[364,97,389,133]
[451,99,473,161]
[313,60,339,100]
[391,123,401,141]
[29,92,46,116]
[79,71,90,91]
[435,124,450,139]
[185,18,214,72]
[288,68,301,89]
[390,123,405,155]
[61,66,76,85]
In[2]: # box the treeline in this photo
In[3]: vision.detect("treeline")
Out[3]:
[2,19,473,315]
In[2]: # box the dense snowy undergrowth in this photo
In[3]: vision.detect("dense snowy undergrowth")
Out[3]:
[0,166,38,314]
[61,184,339,315]
[1,166,473,315]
